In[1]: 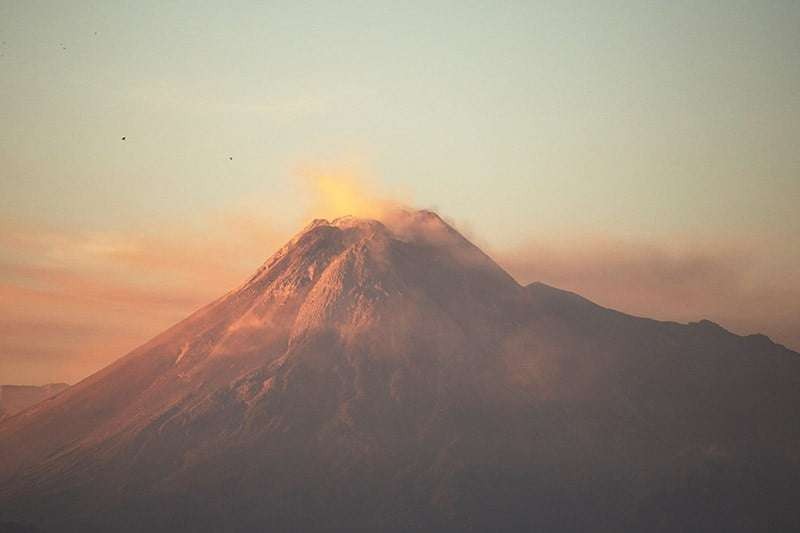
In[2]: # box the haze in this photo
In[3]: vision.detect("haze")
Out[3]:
[1,1,798,384]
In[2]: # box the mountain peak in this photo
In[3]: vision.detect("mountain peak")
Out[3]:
[298,208,451,241]
[302,214,387,232]
[2,209,800,533]
[246,209,518,296]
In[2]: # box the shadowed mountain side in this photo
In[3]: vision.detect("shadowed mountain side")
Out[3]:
[0,384,69,421]
[1,210,798,532]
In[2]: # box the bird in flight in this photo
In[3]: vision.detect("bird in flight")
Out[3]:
[121,136,126,141]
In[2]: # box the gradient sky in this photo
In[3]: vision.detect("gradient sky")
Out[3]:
[1,1,799,384]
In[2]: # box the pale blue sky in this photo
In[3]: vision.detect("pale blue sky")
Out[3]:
[1,1,798,246]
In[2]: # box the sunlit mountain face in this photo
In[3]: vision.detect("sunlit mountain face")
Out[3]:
[1,210,799,533]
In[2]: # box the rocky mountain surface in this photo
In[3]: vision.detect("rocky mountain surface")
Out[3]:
[0,384,69,421]
[1,210,798,532]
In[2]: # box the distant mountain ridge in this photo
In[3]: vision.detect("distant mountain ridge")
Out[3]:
[0,383,69,421]
[0,210,798,532]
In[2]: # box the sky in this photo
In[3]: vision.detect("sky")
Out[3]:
[1,1,798,384]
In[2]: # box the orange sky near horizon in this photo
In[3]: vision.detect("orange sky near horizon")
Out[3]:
[1,179,798,385]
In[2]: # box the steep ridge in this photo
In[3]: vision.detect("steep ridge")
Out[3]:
[0,210,798,532]
[0,384,69,421]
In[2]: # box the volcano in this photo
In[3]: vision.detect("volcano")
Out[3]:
[1,210,799,532]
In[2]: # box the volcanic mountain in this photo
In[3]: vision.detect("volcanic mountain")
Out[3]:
[1,210,799,532]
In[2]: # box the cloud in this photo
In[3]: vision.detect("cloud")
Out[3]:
[293,162,410,221]
[497,234,800,352]
[0,210,287,385]
[2,200,797,386]
[0,165,416,385]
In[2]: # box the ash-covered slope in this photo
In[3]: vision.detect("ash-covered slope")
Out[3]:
[0,383,69,421]
[1,210,799,533]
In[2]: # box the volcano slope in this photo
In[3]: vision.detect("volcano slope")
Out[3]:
[1,210,799,532]
[0,384,69,421]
